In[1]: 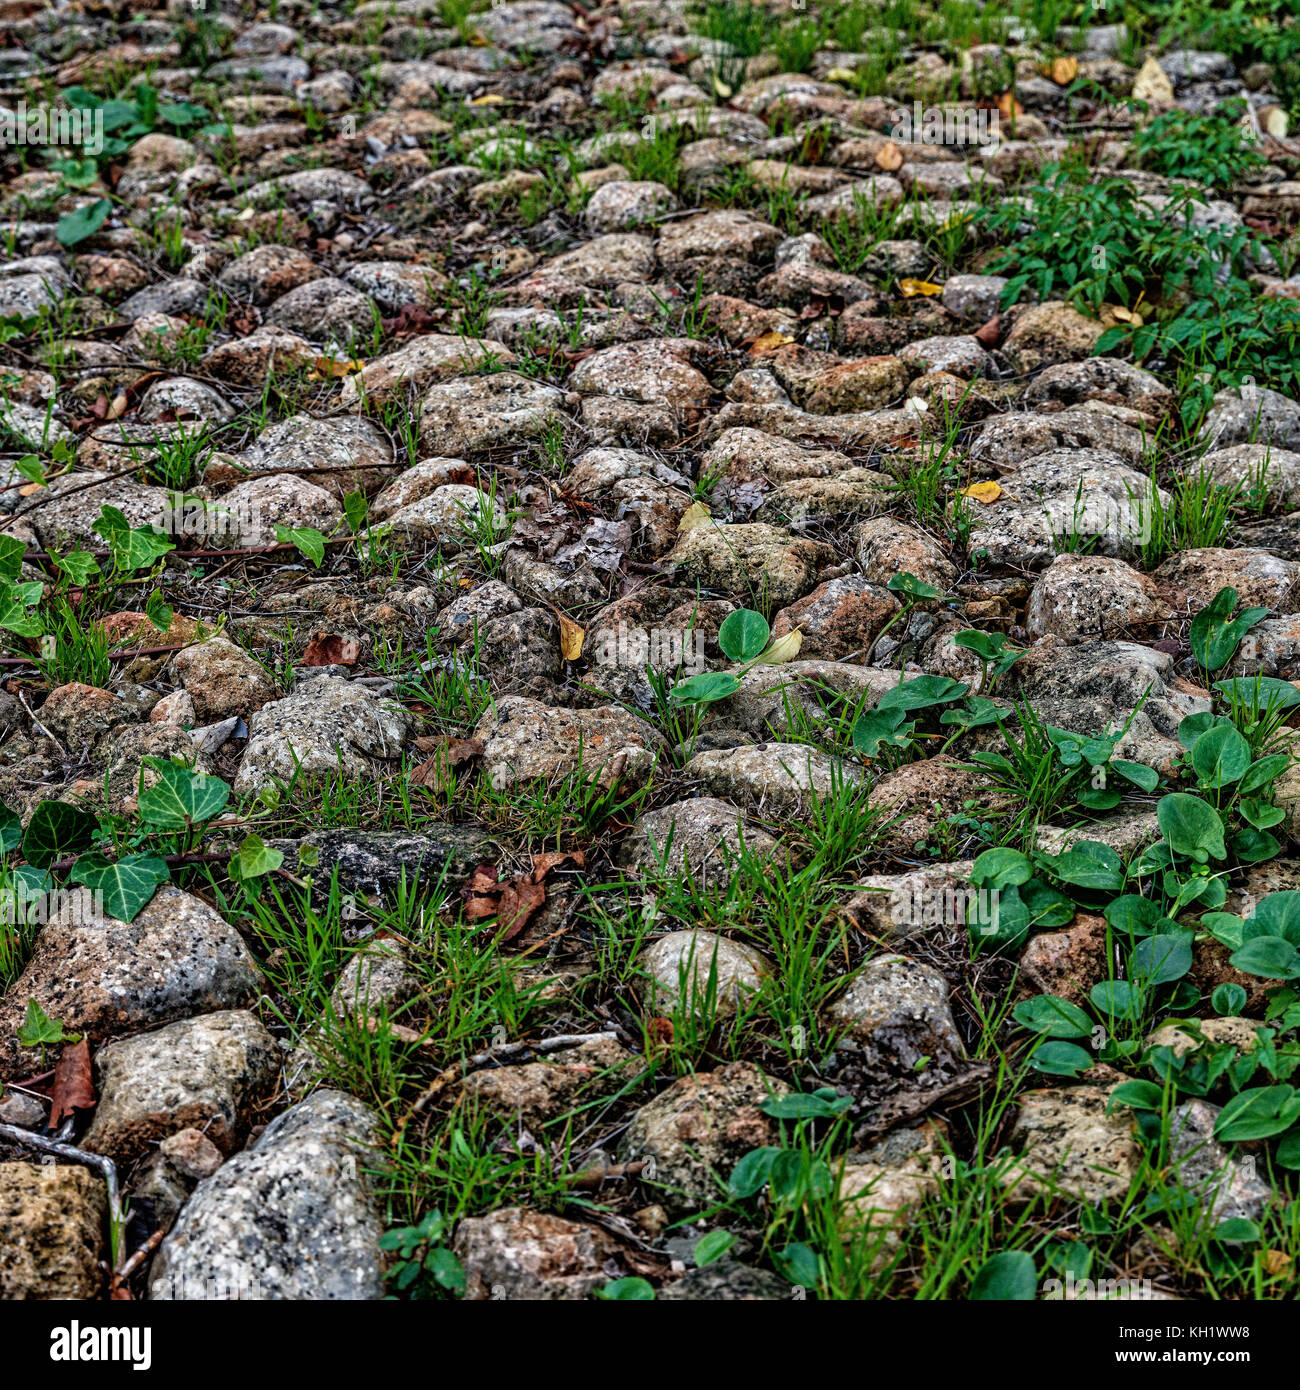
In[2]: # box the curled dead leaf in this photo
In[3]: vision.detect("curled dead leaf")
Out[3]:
[677,501,712,531]
[757,628,802,664]
[310,356,365,380]
[50,1038,94,1127]
[899,278,943,298]
[301,631,361,666]
[748,330,795,355]
[410,735,484,786]
[1132,55,1174,105]
[558,613,585,661]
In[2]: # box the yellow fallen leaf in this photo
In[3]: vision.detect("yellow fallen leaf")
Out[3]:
[1048,56,1078,85]
[962,481,1002,503]
[712,74,732,99]
[826,67,857,84]
[678,501,712,531]
[1132,55,1173,105]
[1099,303,1144,329]
[1263,1249,1292,1277]
[106,391,128,420]
[558,614,584,661]
[875,139,904,171]
[756,629,802,664]
[1262,105,1289,139]
[310,356,365,379]
[470,94,504,105]
[900,278,943,298]
[748,330,794,355]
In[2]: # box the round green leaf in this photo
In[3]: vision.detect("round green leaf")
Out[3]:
[717,608,770,663]
[1031,1040,1093,1075]
[1229,935,1300,979]
[1211,983,1247,1015]
[668,671,740,706]
[969,1251,1036,1301]
[1012,994,1092,1038]
[1190,723,1251,787]
[1131,933,1192,986]
[598,1277,654,1301]
[1157,793,1226,861]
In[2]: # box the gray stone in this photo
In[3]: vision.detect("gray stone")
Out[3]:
[83,1010,280,1164]
[234,675,412,794]
[150,1089,384,1301]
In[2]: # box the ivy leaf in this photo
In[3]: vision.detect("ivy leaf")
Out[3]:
[231,833,284,880]
[0,577,43,637]
[68,852,170,922]
[0,534,24,579]
[0,801,20,853]
[137,762,230,830]
[53,550,101,586]
[17,998,78,1049]
[21,799,98,868]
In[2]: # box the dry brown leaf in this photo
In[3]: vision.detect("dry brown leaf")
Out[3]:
[558,613,585,661]
[973,313,1001,346]
[301,631,361,666]
[996,91,1024,118]
[49,1038,94,1127]
[410,736,484,785]
[496,878,546,941]
[1263,1249,1292,1276]
[677,501,712,531]
[530,849,585,882]
[106,391,128,421]
[875,139,904,171]
[899,278,943,298]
